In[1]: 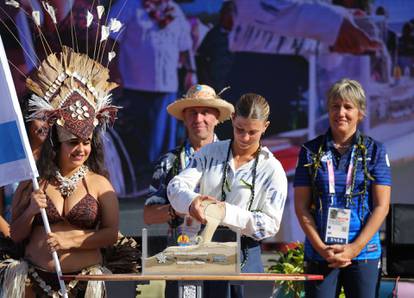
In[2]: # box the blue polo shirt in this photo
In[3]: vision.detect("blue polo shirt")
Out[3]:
[294,130,391,261]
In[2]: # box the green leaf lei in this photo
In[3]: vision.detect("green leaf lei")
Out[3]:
[304,134,375,223]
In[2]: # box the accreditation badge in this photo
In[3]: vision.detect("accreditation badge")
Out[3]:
[325,207,351,244]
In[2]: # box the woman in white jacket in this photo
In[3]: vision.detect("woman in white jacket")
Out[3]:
[167,93,288,298]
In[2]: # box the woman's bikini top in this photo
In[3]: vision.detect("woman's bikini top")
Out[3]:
[33,178,100,230]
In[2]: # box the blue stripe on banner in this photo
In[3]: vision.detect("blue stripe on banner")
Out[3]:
[0,121,26,164]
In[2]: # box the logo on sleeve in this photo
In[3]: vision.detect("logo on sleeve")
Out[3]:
[385,154,390,167]
[367,243,378,252]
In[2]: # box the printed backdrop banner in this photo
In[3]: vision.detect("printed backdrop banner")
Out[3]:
[0,36,38,187]
[229,0,345,55]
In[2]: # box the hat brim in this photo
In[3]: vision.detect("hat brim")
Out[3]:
[167,98,234,122]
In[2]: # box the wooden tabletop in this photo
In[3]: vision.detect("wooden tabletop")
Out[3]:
[61,273,323,282]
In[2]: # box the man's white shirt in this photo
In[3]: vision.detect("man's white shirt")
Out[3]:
[109,0,192,92]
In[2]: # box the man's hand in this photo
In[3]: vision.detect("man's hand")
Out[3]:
[331,18,381,54]
[188,195,217,224]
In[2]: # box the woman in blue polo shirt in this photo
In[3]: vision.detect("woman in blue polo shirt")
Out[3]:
[294,78,391,298]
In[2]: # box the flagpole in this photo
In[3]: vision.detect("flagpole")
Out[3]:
[0,36,68,298]
[32,179,68,298]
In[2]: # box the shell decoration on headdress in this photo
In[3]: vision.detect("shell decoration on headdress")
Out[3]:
[26,46,119,140]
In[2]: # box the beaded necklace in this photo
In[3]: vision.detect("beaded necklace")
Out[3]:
[54,165,89,198]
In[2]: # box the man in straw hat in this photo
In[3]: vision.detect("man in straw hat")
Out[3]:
[144,84,233,296]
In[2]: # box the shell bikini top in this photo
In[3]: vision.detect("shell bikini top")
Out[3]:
[33,179,100,230]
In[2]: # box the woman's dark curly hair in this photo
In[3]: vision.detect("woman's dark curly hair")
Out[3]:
[37,126,109,180]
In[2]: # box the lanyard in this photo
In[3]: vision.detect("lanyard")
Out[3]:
[221,140,260,211]
[326,145,356,207]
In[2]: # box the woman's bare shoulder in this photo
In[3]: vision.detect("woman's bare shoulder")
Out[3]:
[87,172,115,195]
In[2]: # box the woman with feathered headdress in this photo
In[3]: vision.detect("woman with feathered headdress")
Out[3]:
[0,1,124,296]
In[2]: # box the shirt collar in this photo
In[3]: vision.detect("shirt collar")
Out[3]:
[260,146,271,159]
[184,134,219,156]
[325,128,360,151]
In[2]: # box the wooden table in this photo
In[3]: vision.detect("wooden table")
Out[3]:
[62,273,323,297]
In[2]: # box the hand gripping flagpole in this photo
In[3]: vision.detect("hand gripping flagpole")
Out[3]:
[0,36,68,298]
[32,179,69,298]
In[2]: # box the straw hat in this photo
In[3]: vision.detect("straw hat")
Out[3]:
[167,84,234,122]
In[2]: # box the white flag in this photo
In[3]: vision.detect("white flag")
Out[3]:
[0,36,38,187]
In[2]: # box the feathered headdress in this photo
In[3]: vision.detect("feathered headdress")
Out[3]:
[26,46,119,140]
[2,1,124,140]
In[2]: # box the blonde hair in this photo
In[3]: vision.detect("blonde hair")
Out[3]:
[327,78,366,117]
[235,93,270,121]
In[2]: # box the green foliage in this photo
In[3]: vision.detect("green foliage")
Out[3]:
[267,243,304,298]
[267,243,346,298]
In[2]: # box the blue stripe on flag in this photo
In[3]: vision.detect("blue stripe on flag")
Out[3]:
[0,121,26,164]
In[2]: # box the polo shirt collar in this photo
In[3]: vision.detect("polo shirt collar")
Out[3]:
[325,128,361,151]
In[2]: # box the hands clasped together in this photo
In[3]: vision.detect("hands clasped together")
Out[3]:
[320,243,360,268]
